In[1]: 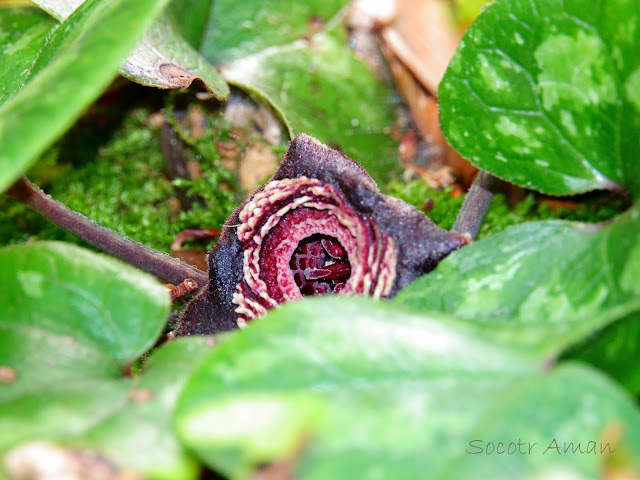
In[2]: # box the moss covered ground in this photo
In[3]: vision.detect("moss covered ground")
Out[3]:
[1,91,241,252]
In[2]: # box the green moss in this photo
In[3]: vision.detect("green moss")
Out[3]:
[0,107,239,252]
[478,193,538,238]
[384,179,630,239]
[385,179,464,231]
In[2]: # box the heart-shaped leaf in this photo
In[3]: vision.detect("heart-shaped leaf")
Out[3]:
[439,0,640,195]
[176,297,640,480]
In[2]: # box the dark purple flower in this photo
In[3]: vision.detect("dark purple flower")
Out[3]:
[176,134,468,335]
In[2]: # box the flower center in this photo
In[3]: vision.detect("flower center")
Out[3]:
[290,234,351,296]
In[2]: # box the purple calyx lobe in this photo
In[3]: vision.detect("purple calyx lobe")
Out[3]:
[290,235,351,295]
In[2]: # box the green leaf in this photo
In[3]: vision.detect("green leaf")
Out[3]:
[439,0,640,195]
[0,8,56,105]
[220,30,399,182]
[191,0,399,182]
[0,242,168,397]
[32,0,229,98]
[394,208,640,360]
[77,337,214,480]
[176,297,640,480]
[0,242,209,480]
[0,0,170,193]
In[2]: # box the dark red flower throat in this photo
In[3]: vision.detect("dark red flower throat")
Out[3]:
[290,235,351,296]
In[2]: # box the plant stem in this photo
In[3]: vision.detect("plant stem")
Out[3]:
[7,176,209,288]
[452,170,500,240]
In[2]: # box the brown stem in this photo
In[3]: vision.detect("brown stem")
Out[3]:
[7,176,209,288]
[452,170,501,240]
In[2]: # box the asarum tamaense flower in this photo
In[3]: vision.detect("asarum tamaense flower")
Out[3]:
[175,134,469,335]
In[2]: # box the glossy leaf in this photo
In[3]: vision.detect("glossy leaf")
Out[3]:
[0,242,168,384]
[439,0,640,195]
[394,209,640,360]
[0,242,209,480]
[32,0,229,97]
[0,0,169,193]
[122,17,229,95]
[176,297,640,480]
[220,30,400,182]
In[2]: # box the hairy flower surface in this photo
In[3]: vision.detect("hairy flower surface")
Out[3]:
[176,134,468,335]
